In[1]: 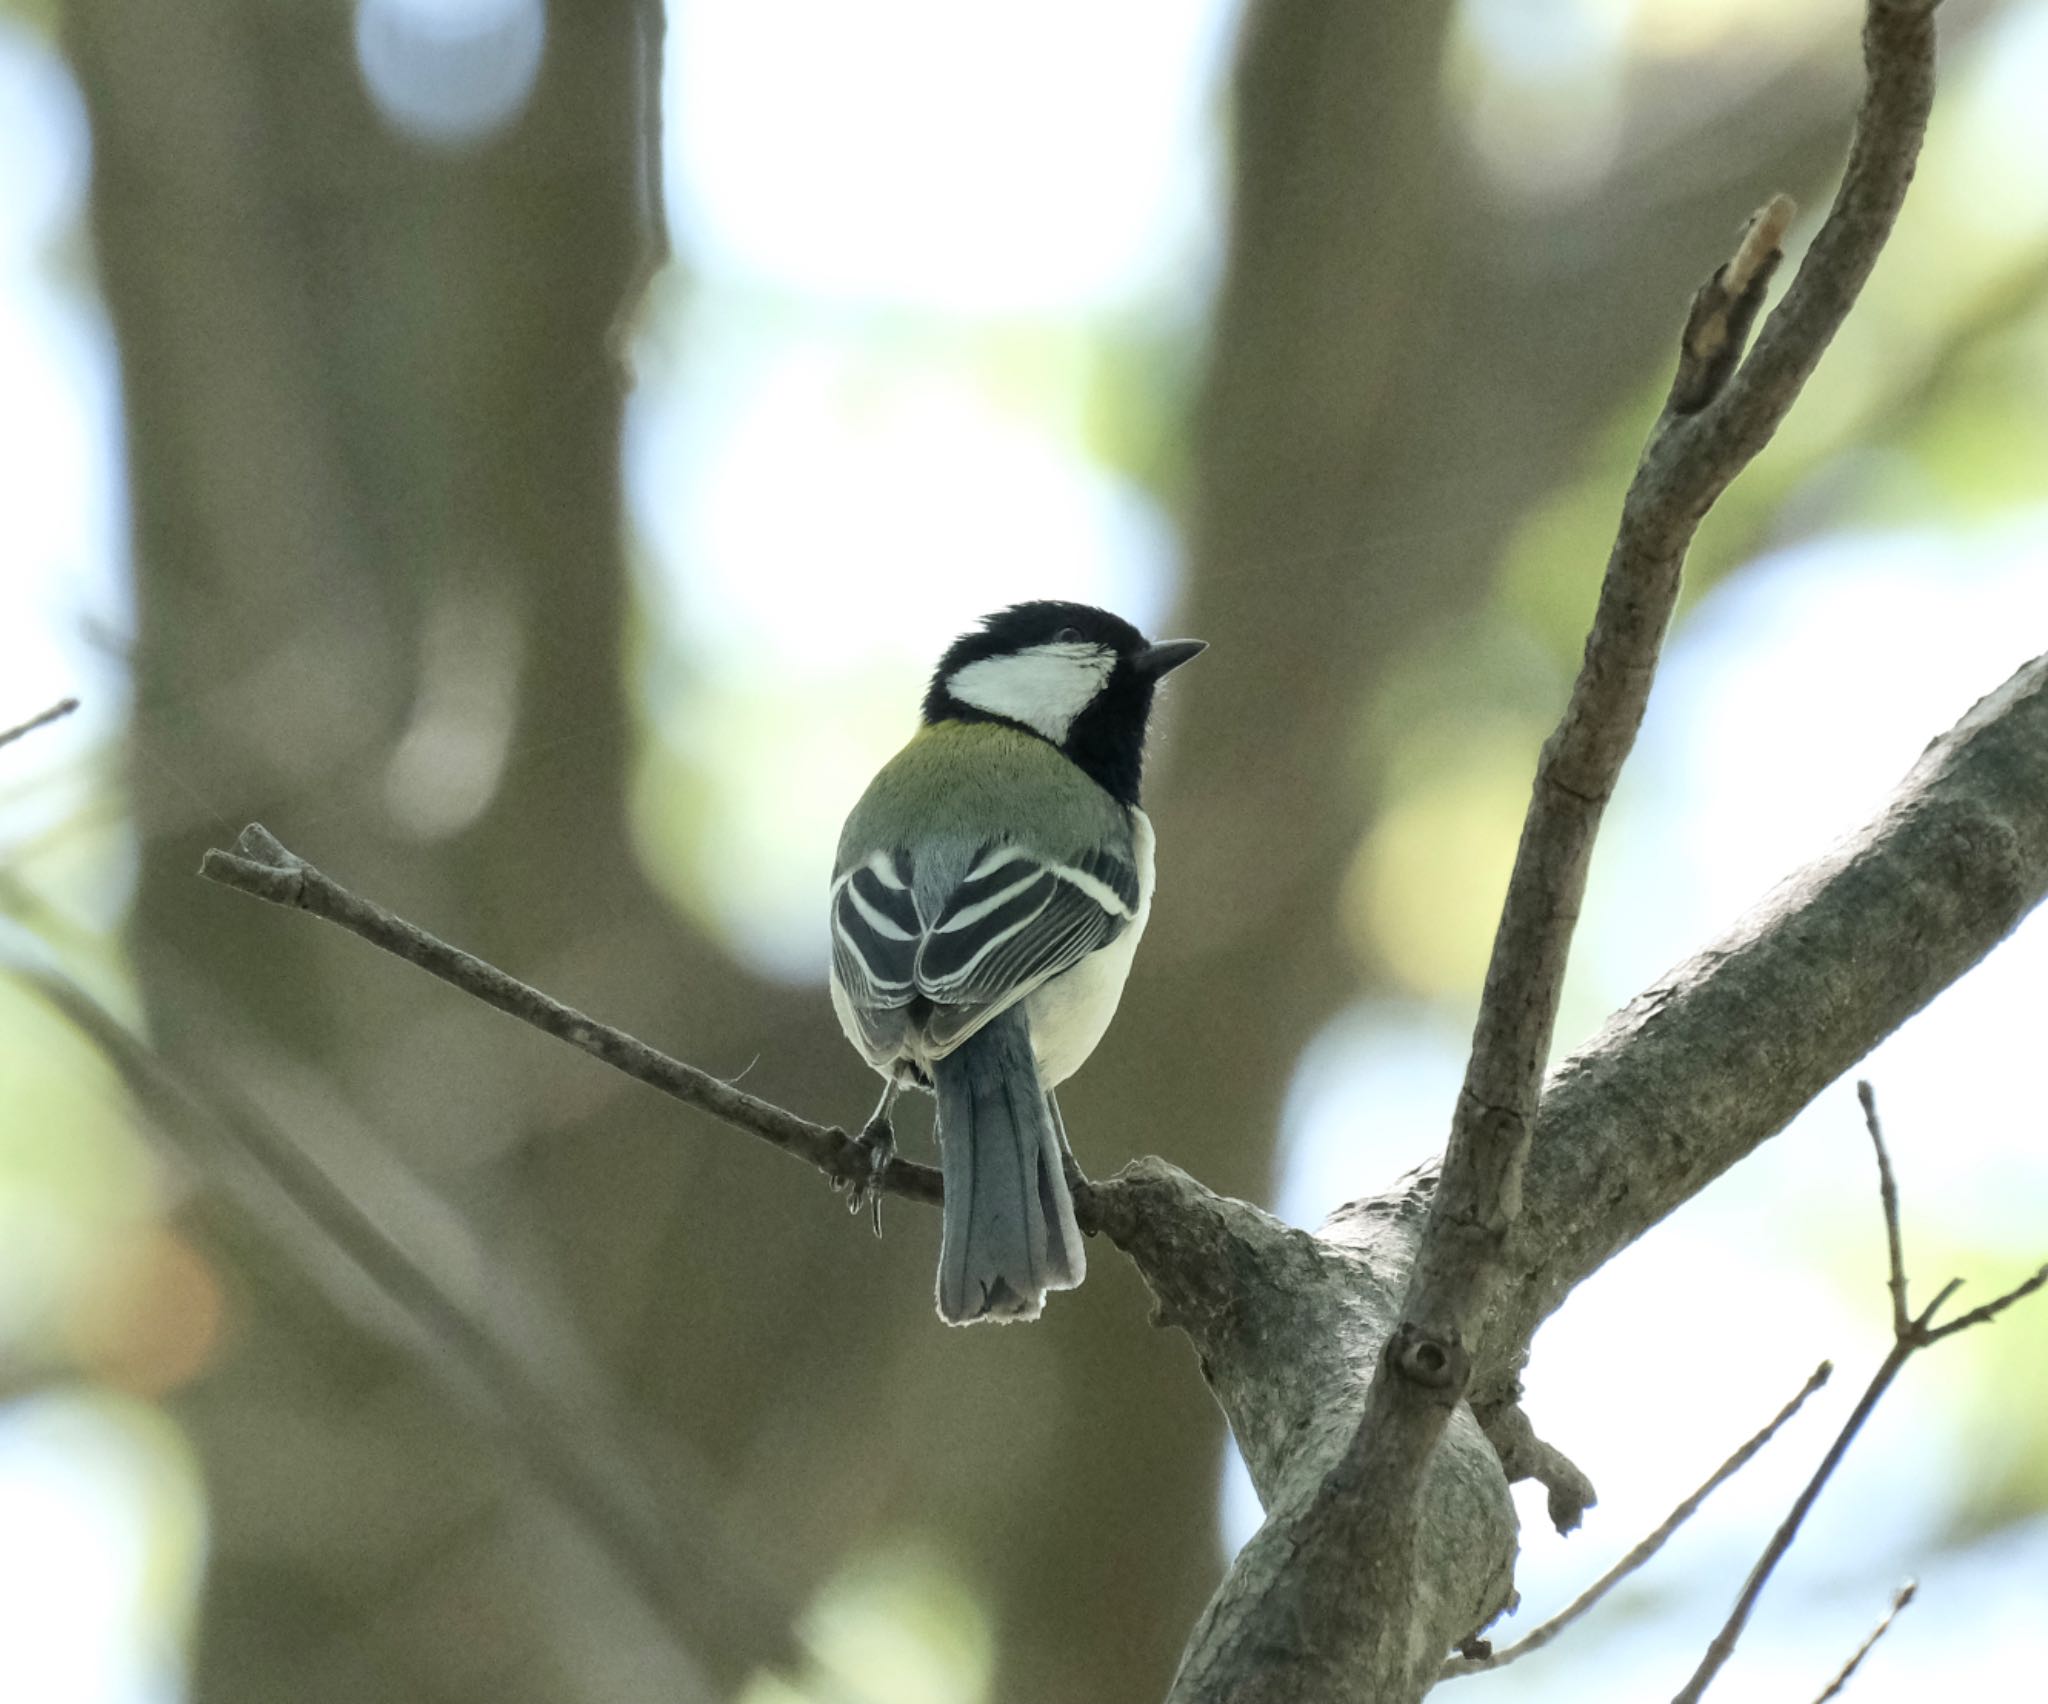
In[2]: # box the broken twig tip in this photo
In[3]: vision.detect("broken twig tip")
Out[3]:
[1811,1578,1918,1703]
[1669,196,1797,415]
[233,822,296,867]
[1728,193,1798,294]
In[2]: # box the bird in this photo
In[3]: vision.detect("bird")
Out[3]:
[828,601,1205,1325]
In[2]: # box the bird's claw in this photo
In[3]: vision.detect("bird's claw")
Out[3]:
[841,1115,894,1238]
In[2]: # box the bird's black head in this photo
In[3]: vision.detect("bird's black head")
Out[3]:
[923,601,1205,806]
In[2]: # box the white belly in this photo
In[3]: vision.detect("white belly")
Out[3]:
[1025,808,1155,1087]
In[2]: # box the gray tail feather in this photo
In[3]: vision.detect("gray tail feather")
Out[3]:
[931,1007,1086,1325]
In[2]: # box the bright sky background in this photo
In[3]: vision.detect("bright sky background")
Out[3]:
[4,0,2046,1700]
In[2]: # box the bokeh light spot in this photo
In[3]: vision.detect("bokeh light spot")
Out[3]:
[355,0,545,147]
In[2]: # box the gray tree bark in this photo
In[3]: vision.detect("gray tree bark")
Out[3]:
[1103,647,2048,1702]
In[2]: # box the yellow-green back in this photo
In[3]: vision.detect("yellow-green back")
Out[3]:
[835,721,1132,880]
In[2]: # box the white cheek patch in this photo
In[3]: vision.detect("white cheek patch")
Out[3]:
[946,643,1115,743]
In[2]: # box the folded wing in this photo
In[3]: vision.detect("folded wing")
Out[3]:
[831,841,1139,1060]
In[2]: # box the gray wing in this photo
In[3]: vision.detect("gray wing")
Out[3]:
[830,841,1141,1060]
[830,848,923,1060]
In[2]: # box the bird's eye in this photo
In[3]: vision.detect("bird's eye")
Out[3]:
[1053,626,1083,644]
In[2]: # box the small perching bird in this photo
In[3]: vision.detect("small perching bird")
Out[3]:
[829,602,1204,1324]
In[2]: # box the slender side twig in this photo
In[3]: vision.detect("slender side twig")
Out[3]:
[198,823,945,1204]
[1811,1581,1916,1703]
[0,696,80,751]
[1916,1266,2048,1339]
[1677,1343,1916,1703]
[1670,1083,2048,1704]
[1440,1361,1833,1681]
[1858,1080,1912,1336]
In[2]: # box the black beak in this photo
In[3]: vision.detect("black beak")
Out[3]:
[1133,638,1207,679]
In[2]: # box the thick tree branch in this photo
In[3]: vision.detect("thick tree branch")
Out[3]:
[1671,1084,2047,1703]
[1148,642,2046,1700]
[1482,649,2048,1401]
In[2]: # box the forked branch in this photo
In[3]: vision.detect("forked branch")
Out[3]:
[1170,5,1948,1699]
[1670,1083,2047,1704]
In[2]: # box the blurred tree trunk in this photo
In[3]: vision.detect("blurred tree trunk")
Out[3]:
[66,3,1885,1703]
[65,5,717,1699]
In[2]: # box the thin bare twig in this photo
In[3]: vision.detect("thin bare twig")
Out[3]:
[198,823,944,1206]
[1673,1327,1908,1699]
[1441,1361,1832,1681]
[1811,1581,1916,1703]
[1857,1080,1911,1336]
[1671,1084,2048,1704]
[0,696,80,751]
[1922,1270,2048,1338]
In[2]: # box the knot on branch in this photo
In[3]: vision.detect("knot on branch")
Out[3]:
[1387,1322,1469,1395]
[199,821,312,905]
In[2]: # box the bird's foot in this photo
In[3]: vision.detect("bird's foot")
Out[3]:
[1061,1150,1098,1233]
[841,1114,894,1238]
